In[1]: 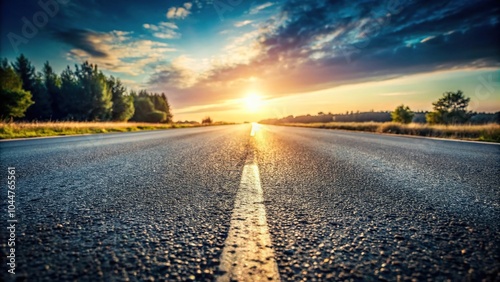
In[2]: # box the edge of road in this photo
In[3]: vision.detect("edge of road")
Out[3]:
[0,125,237,143]
[264,124,500,146]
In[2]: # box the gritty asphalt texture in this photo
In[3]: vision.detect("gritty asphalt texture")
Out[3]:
[1,124,499,281]
[255,126,500,281]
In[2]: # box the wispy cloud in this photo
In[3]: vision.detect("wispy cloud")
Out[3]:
[249,2,274,15]
[235,20,253,28]
[143,22,181,39]
[420,36,436,43]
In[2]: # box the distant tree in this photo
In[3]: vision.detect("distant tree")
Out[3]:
[131,97,155,121]
[151,93,173,123]
[202,116,213,124]
[425,111,442,125]
[468,112,500,124]
[160,93,173,122]
[426,90,471,124]
[129,90,173,123]
[29,73,52,120]
[13,54,52,120]
[5,54,174,123]
[130,96,165,123]
[138,89,149,97]
[43,61,64,119]
[391,104,414,124]
[60,66,83,120]
[0,59,33,120]
[318,111,325,115]
[70,62,113,121]
[11,54,35,91]
[152,93,167,112]
[108,76,134,121]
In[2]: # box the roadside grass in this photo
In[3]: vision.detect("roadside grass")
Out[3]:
[276,122,500,143]
[0,121,212,139]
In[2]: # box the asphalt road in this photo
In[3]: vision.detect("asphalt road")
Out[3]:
[0,124,499,281]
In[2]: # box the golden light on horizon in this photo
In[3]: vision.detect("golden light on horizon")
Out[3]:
[244,93,264,113]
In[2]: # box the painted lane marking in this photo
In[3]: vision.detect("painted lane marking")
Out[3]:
[217,153,280,282]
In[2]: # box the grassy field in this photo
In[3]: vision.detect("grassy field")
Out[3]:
[0,121,213,139]
[275,122,500,143]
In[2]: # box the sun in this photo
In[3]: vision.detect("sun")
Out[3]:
[244,93,263,112]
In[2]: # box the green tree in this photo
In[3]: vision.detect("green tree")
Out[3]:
[426,90,471,124]
[13,54,52,120]
[11,54,35,91]
[161,93,173,123]
[73,62,113,121]
[151,93,173,123]
[90,70,113,120]
[0,59,33,119]
[80,62,112,120]
[425,111,442,124]
[43,61,64,119]
[131,97,155,121]
[108,76,134,121]
[391,104,414,124]
[131,96,165,123]
[130,90,173,123]
[31,73,53,120]
[61,66,84,120]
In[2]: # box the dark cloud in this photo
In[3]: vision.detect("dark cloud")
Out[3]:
[261,0,499,64]
[52,29,109,58]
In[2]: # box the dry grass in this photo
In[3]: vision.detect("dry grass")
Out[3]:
[279,122,500,142]
[0,121,201,139]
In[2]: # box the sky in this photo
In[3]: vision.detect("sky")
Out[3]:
[1,0,499,122]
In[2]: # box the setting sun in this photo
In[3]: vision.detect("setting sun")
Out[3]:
[244,93,264,112]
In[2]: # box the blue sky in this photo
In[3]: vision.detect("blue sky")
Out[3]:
[1,0,499,121]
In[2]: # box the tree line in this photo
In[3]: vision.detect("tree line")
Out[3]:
[260,91,499,125]
[0,54,173,123]
[391,90,499,124]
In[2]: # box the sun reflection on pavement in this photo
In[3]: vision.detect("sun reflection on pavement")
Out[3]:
[251,122,261,137]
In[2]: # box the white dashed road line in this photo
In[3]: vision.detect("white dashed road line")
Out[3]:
[217,125,280,282]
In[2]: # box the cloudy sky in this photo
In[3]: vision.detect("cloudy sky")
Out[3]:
[1,0,499,122]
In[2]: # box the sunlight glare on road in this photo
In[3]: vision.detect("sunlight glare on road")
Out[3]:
[250,122,261,136]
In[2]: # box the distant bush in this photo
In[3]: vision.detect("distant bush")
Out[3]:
[202,116,213,124]
[145,111,167,123]
[391,105,414,124]
[176,120,200,125]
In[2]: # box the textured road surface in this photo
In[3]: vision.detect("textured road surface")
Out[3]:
[1,124,499,281]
